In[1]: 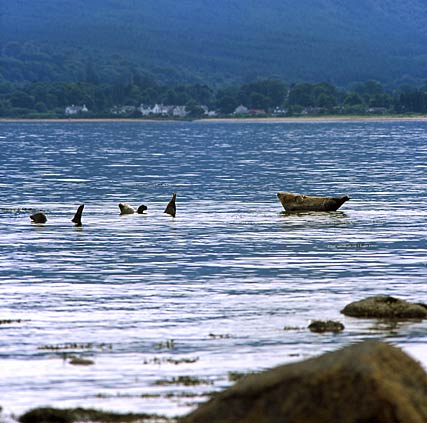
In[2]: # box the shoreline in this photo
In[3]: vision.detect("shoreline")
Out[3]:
[1,115,427,124]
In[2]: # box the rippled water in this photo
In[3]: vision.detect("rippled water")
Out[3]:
[0,120,426,418]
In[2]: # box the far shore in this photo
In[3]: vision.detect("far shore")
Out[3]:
[1,115,427,124]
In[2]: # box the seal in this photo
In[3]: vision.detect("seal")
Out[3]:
[118,203,135,215]
[164,193,176,218]
[137,204,148,214]
[30,212,47,224]
[277,192,350,212]
[71,204,84,226]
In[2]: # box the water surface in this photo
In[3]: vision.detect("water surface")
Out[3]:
[0,120,426,418]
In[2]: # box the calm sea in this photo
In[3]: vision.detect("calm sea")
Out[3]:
[0,120,426,418]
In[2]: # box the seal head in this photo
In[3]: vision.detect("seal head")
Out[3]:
[137,204,148,214]
[119,203,135,215]
[30,212,47,224]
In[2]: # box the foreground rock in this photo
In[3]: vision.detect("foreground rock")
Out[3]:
[341,295,427,319]
[183,341,427,423]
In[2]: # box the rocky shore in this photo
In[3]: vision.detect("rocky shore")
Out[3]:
[4,295,427,423]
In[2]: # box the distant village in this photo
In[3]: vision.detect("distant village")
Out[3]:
[65,102,387,119]
[4,78,426,119]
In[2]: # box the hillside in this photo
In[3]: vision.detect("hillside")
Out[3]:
[1,0,427,86]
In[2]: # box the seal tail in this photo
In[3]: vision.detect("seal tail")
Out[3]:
[71,204,84,226]
[164,193,176,218]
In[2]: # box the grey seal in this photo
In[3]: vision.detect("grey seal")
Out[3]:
[30,212,47,224]
[119,203,148,215]
[118,203,135,215]
[277,192,350,212]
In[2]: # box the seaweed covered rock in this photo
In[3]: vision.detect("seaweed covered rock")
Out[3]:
[341,295,427,319]
[19,407,171,423]
[308,320,344,333]
[182,341,427,423]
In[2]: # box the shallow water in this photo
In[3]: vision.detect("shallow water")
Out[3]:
[0,120,426,418]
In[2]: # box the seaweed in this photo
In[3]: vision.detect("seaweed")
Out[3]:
[18,407,174,423]
[154,376,213,386]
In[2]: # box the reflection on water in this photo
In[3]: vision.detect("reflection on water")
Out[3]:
[0,120,426,417]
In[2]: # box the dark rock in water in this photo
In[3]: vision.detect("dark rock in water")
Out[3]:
[30,212,47,224]
[18,407,168,423]
[308,320,344,333]
[164,193,176,218]
[277,192,350,212]
[19,407,72,423]
[137,204,148,214]
[182,341,427,423]
[341,295,427,319]
[118,203,135,215]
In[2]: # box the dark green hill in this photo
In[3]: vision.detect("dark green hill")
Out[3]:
[1,0,427,86]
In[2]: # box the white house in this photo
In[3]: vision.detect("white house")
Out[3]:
[172,105,188,117]
[139,104,153,116]
[233,105,249,115]
[65,104,88,116]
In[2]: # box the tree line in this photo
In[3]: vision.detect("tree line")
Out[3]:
[1,77,427,119]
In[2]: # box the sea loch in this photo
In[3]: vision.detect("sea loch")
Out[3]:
[0,120,426,418]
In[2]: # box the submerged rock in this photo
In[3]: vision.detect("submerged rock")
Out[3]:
[308,320,344,333]
[183,340,427,423]
[341,295,427,319]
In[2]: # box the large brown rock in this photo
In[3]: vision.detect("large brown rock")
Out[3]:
[182,341,427,423]
[341,295,427,319]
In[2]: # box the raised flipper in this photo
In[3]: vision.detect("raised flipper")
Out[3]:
[71,204,85,226]
[164,193,176,218]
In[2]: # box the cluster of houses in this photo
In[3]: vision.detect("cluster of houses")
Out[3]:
[65,103,281,117]
[65,104,89,116]
[111,104,217,117]
[233,105,288,116]
[64,103,389,118]
[65,103,218,117]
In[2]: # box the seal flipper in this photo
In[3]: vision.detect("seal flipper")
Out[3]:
[164,193,176,218]
[71,204,84,226]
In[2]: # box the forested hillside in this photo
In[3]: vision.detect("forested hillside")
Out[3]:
[1,0,427,87]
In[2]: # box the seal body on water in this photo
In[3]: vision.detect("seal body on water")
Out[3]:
[71,204,84,226]
[164,193,176,218]
[30,212,47,224]
[118,203,135,215]
[137,204,148,214]
[277,192,350,212]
